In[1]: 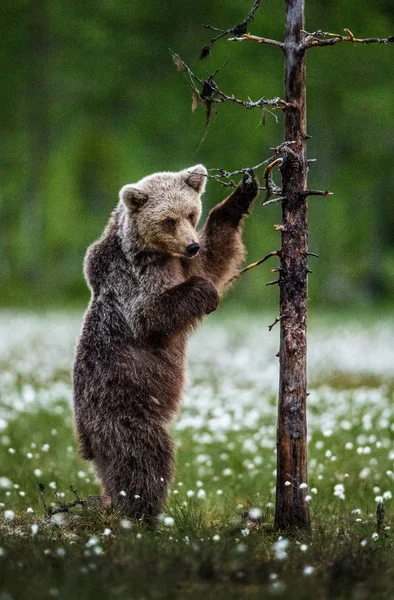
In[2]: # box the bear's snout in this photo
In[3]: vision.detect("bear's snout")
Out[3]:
[186,242,200,257]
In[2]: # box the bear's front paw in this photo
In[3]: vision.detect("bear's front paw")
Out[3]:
[233,171,259,212]
[187,276,219,315]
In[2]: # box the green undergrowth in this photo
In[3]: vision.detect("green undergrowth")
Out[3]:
[1,406,394,600]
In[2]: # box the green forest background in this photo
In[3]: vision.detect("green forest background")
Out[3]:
[0,0,393,310]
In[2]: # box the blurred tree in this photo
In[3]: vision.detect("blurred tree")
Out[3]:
[0,0,393,307]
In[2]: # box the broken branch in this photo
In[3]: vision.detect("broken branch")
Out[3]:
[226,250,281,286]
[266,279,280,286]
[301,189,333,198]
[229,33,284,49]
[303,29,394,50]
[201,0,261,58]
[268,314,286,332]
[38,483,85,519]
[264,158,283,202]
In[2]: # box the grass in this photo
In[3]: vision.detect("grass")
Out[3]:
[0,310,394,599]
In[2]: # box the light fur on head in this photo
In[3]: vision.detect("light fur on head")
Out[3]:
[119,165,208,258]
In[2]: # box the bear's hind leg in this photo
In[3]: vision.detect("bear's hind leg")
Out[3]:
[93,425,175,527]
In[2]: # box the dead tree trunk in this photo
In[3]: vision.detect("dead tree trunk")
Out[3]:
[275,0,310,531]
[173,0,393,533]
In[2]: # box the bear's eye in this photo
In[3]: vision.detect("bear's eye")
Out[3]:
[164,217,177,227]
[188,213,196,223]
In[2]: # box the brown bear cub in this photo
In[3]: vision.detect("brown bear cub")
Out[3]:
[73,165,259,525]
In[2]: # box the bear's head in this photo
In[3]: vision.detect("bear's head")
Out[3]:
[119,165,207,258]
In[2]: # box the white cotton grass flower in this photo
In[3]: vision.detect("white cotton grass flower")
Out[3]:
[359,467,371,479]
[284,481,291,487]
[216,489,223,496]
[0,548,4,557]
[4,510,15,520]
[52,514,64,525]
[248,508,262,520]
[163,516,175,527]
[119,490,126,497]
[103,528,111,536]
[86,537,98,548]
[186,490,195,498]
[372,533,379,541]
[212,534,221,542]
[31,524,39,535]
[300,544,308,552]
[27,507,34,514]
[303,566,314,575]
[383,491,392,500]
[273,537,289,560]
[120,519,132,529]
[334,483,345,500]
[299,483,308,490]
[197,489,206,499]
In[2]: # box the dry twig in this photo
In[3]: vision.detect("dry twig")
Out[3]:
[268,314,286,331]
[263,158,283,202]
[302,29,394,49]
[226,250,280,286]
[228,32,284,49]
[38,483,85,519]
[201,0,261,58]
[301,190,333,198]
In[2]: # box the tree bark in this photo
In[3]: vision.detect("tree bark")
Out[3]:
[274,0,310,531]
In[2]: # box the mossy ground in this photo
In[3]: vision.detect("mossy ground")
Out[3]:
[0,311,393,599]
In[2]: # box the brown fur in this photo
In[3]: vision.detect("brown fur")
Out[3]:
[73,165,258,525]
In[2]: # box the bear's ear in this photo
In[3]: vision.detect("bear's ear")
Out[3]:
[120,185,148,212]
[180,164,208,194]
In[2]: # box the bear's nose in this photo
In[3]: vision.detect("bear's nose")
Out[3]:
[186,242,200,257]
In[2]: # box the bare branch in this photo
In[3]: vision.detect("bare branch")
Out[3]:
[302,29,394,50]
[271,141,298,159]
[301,189,333,198]
[38,482,85,519]
[268,313,286,332]
[262,196,286,207]
[208,158,275,181]
[229,33,284,49]
[170,51,292,139]
[201,0,261,58]
[306,252,319,258]
[266,279,280,286]
[225,250,281,286]
[264,158,283,202]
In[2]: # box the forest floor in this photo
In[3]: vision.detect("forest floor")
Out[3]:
[0,310,394,600]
